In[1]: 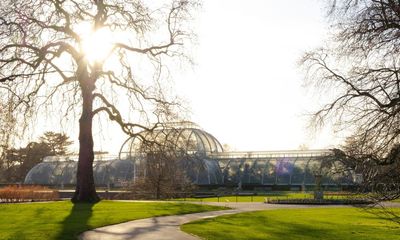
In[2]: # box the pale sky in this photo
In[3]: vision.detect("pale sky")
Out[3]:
[29,0,346,153]
[171,0,344,151]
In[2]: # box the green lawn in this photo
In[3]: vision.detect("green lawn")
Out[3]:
[0,200,226,240]
[177,192,350,202]
[182,208,400,240]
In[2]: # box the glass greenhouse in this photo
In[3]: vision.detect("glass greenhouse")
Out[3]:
[212,150,354,186]
[24,156,134,187]
[24,122,355,187]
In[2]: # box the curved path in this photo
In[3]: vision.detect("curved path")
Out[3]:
[79,202,400,240]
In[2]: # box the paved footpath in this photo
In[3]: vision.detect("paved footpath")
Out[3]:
[79,202,400,240]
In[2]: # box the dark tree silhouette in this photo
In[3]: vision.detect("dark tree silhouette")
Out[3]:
[1,148,19,183]
[1,131,72,183]
[39,131,73,155]
[0,0,197,202]
[1,141,50,182]
[16,141,51,182]
[301,0,400,201]
[0,96,18,183]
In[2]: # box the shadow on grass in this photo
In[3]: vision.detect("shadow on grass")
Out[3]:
[56,202,96,240]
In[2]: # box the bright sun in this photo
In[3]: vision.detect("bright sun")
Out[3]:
[78,24,115,64]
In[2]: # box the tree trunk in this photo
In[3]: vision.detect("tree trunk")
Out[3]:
[156,183,160,199]
[72,68,99,203]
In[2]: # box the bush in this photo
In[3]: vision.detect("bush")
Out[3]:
[0,185,59,203]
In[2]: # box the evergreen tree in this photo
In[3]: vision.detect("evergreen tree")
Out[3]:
[39,132,73,156]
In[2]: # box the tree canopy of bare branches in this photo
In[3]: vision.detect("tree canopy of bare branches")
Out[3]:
[132,141,194,199]
[302,0,400,156]
[0,0,197,202]
[301,0,400,200]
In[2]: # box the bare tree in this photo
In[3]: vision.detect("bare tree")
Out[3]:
[128,127,195,199]
[301,0,400,201]
[0,0,197,202]
[302,0,400,155]
[0,94,18,183]
[332,136,400,202]
[132,148,193,199]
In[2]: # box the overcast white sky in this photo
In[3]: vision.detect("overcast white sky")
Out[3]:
[170,0,345,151]
[90,0,346,153]
[31,0,346,153]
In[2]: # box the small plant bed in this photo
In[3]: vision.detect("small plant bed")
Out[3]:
[0,200,226,240]
[266,198,373,205]
[0,185,59,203]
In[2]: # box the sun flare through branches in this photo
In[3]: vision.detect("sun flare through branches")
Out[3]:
[78,25,115,64]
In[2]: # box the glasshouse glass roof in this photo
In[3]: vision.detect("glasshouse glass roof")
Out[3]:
[24,122,356,187]
[119,121,224,157]
[25,158,134,187]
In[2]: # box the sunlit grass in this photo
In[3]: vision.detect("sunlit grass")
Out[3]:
[182,208,400,240]
[0,200,226,240]
[175,192,351,202]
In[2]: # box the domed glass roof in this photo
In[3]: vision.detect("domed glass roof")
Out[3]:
[120,121,224,158]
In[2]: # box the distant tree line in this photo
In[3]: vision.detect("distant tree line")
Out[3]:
[0,132,72,183]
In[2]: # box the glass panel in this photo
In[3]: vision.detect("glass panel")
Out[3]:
[262,159,276,184]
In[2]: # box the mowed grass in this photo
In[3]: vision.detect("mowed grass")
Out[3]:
[0,200,226,240]
[177,192,350,202]
[182,208,400,240]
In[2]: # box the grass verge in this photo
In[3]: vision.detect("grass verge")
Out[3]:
[182,208,400,240]
[0,200,226,240]
[176,192,351,203]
